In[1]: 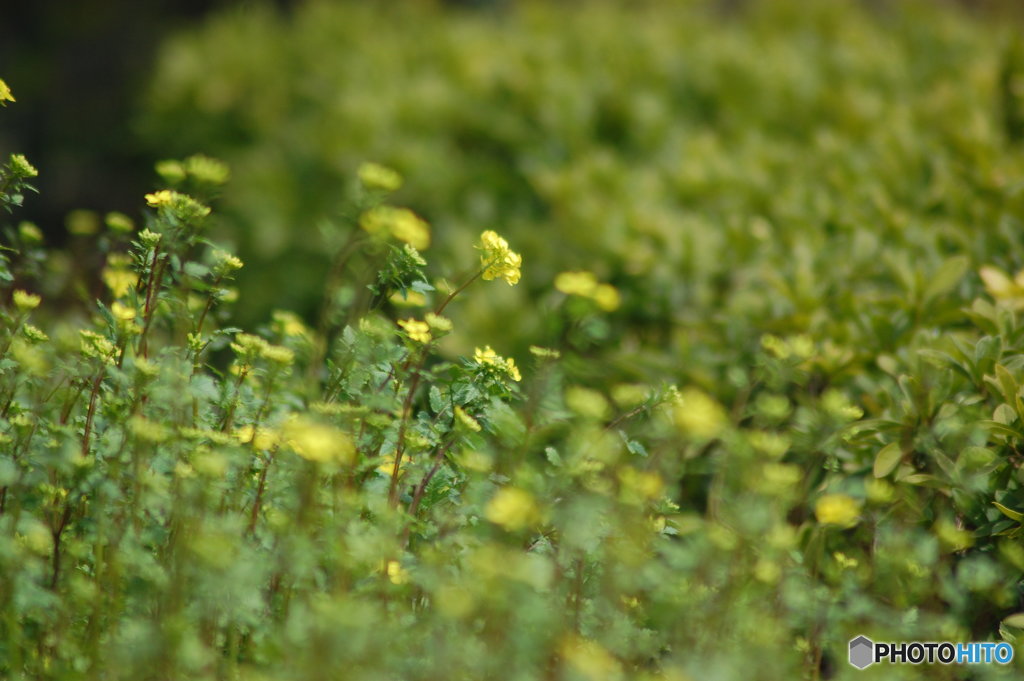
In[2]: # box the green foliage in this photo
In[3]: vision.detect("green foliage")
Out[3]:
[5,2,1024,679]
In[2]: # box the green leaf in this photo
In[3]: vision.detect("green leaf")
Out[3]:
[873,442,902,478]
[1002,613,1024,629]
[994,501,1024,523]
[923,255,969,302]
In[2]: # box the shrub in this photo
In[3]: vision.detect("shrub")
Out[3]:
[5,1,1024,676]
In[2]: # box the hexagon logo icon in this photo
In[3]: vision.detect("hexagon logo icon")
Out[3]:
[849,635,874,669]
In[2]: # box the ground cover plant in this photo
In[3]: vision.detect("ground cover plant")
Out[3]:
[5,0,1024,679]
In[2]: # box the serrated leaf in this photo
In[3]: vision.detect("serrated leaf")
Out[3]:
[873,442,902,478]
[429,386,444,414]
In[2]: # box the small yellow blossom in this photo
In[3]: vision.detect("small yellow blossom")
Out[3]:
[424,312,452,333]
[360,206,430,250]
[815,493,861,528]
[155,160,187,184]
[833,551,859,569]
[66,210,100,236]
[11,340,48,376]
[21,324,48,343]
[554,271,619,310]
[282,417,354,465]
[185,154,230,185]
[110,301,136,321]
[477,230,522,285]
[102,267,138,299]
[130,416,170,444]
[144,189,211,220]
[473,345,521,382]
[385,559,409,585]
[145,190,176,207]
[138,229,162,248]
[105,211,134,233]
[272,310,309,338]
[231,332,268,360]
[10,154,37,178]
[398,318,432,343]
[389,290,427,307]
[671,387,726,439]
[80,330,117,364]
[12,290,41,312]
[378,453,410,477]
[260,344,295,366]
[0,79,15,105]
[565,386,609,420]
[358,162,403,192]
[213,250,244,274]
[485,487,539,531]
[235,425,279,450]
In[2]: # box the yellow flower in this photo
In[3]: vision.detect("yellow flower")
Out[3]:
[671,387,726,439]
[105,211,134,233]
[398,318,432,343]
[80,330,117,364]
[185,154,230,185]
[358,162,403,192]
[144,190,211,221]
[260,344,295,366]
[473,345,521,381]
[102,265,138,299]
[485,487,539,531]
[385,559,409,585]
[12,290,41,312]
[389,290,427,307]
[272,310,309,338]
[360,206,430,250]
[235,425,279,450]
[110,301,136,321]
[282,417,354,465]
[0,78,15,105]
[145,190,175,207]
[10,155,36,178]
[477,230,522,285]
[424,312,452,333]
[155,160,187,184]
[212,250,244,274]
[815,493,861,528]
[129,416,170,444]
[554,271,619,311]
[554,270,598,297]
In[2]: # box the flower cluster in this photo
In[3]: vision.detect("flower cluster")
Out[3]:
[360,206,430,250]
[554,270,620,311]
[473,345,521,382]
[477,230,521,286]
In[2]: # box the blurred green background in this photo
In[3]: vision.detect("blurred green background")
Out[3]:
[7,0,1024,378]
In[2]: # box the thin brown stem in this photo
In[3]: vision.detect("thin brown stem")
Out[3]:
[81,370,104,457]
